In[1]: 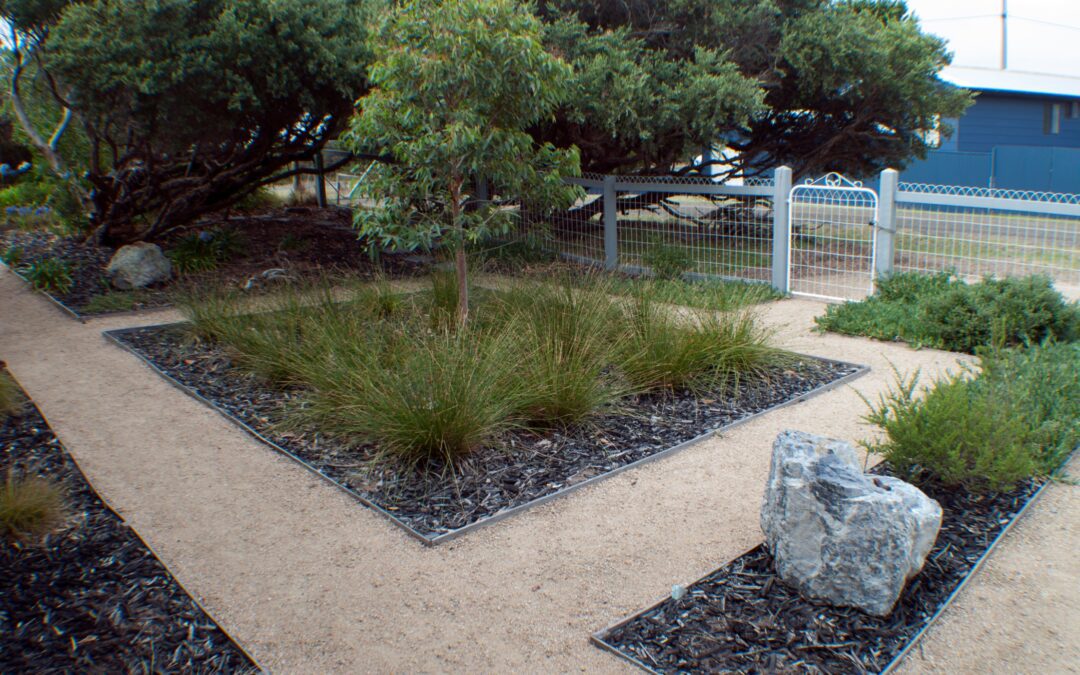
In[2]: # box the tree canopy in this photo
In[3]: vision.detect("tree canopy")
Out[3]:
[534,0,971,178]
[1,0,378,244]
[348,0,580,322]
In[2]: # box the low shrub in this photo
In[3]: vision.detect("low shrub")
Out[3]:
[817,272,1079,353]
[0,473,66,541]
[0,170,87,234]
[1,244,24,267]
[301,327,525,467]
[25,258,72,294]
[863,342,1080,492]
[641,236,694,281]
[168,228,246,274]
[0,371,24,419]
[181,274,788,468]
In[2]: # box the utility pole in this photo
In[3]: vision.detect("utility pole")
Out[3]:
[1001,0,1008,70]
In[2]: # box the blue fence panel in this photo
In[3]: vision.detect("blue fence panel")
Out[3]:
[900,151,992,188]
[1050,148,1080,194]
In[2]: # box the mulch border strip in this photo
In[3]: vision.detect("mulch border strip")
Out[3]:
[589,463,1065,675]
[2,368,264,672]
[102,320,869,546]
[2,263,89,322]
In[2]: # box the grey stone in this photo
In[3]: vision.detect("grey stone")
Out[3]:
[760,430,942,617]
[106,242,172,290]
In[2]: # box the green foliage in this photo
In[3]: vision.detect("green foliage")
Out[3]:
[817,273,1079,353]
[181,274,788,469]
[616,293,785,392]
[80,290,150,314]
[534,0,971,176]
[496,277,628,425]
[4,0,377,244]
[0,472,66,541]
[168,229,245,274]
[864,342,1080,492]
[641,237,694,281]
[24,257,71,294]
[0,372,25,420]
[609,277,782,312]
[1,245,24,267]
[311,328,526,467]
[346,0,581,318]
[0,168,85,233]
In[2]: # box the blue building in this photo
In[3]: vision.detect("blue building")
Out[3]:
[902,67,1080,193]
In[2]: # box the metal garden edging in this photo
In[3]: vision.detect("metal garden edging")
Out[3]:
[4,370,265,673]
[103,322,868,547]
[591,459,1071,675]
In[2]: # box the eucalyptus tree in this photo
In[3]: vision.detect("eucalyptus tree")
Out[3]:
[347,0,581,323]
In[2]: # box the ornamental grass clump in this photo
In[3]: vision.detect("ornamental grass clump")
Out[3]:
[299,326,526,468]
[616,292,786,393]
[1,472,66,542]
[863,341,1080,492]
[496,276,628,426]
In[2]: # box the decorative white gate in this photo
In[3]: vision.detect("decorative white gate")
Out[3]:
[787,173,879,301]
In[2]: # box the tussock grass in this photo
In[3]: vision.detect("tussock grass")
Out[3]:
[179,272,789,468]
[1,472,65,541]
[616,292,787,393]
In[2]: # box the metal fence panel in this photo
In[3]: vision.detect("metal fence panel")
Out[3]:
[787,174,879,301]
[894,182,1080,295]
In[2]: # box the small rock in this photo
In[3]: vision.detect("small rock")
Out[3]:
[760,430,942,617]
[105,242,172,290]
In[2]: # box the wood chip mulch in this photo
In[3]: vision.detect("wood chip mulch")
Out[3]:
[595,469,1043,674]
[0,373,257,672]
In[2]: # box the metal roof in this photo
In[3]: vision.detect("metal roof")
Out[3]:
[940,66,1080,99]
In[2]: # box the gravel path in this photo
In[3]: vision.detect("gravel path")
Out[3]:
[1,267,1074,673]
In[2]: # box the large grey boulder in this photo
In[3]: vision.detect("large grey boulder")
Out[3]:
[760,430,942,617]
[106,242,172,290]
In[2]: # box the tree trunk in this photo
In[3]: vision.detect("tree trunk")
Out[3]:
[449,172,468,326]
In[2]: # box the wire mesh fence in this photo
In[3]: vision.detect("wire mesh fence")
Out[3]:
[787,176,878,301]
[521,174,778,284]
[895,182,1080,297]
[614,189,773,282]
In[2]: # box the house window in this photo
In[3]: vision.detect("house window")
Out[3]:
[1070,101,1080,119]
[1044,103,1063,134]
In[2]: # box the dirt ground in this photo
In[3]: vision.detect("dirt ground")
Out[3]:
[1,267,1075,674]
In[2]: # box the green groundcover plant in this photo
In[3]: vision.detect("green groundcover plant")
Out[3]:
[179,274,789,469]
[816,272,1079,353]
[863,341,1080,493]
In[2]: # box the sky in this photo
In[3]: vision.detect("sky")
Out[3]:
[904,0,1080,77]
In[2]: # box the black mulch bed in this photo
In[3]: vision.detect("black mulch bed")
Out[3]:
[1,208,428,317]
[110,323,864,542]
[595,471,1044,674]
[0,374,257,672]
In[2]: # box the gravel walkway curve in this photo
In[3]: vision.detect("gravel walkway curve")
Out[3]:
[1,267,1074,673]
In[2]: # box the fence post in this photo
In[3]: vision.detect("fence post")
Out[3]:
[876,168,898,281]
[771,166,792,293]
[603,174,618,270]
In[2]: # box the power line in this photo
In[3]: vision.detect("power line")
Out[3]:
[1010,15,1080,33]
